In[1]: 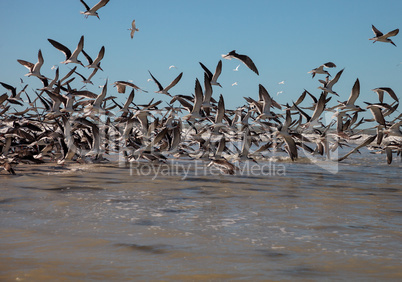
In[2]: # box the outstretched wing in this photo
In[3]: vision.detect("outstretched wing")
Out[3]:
[48,38,71,60]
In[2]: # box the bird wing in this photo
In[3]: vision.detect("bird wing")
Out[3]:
[294,90,307,105]
[310,92,326,122]
[232,52,259,75]
[384,28,399,38]
[346,78,360,105]
[81,49,93,65]
[337,134,377,162]
[215,94,225,124]
[91,0,110,12]
[148,71,164,92]
[70,36,84,58]
[327,68,344,88]
[212,60,222,82]
[203,72,213,103]
[17,59,34,70]
[199,62,213,81]
[0,82,16,96]
[87,68,98,81]
[60,66,77,83]
[372,25,383,37]
[323,62,336,68]
[367,105,386,126]
[92,46,105,65]
[191,78,203,114]
[32,49,44,72]
[258,84,272,114]
[380,87,399,102]
[116,84,126,93]
[48,38,71,60]
[94,79,108,106]
[164,72,183,92]
[80,0,91,11]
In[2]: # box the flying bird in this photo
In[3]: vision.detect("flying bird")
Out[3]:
[371,87,399,103]
[113,81,148,93]
[308,62,336,78]
[318,68,344,96]
[129,20,139,39]
[199,60,222,87]
[369,25,399,46]
[17,49,45,79]
[48,36,84,66]
[148,71,183,96]
[82,46,105,70]
[233,64,240,71]
[222,50,259,75]
[80,0,110,19]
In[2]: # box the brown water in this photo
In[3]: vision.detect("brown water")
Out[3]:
[1,154,401,281]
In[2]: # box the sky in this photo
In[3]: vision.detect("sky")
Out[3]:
[0,0,401,122]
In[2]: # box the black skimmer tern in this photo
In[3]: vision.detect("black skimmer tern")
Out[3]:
[369,25,399,46]
[80,0,110,19]
[48,36,85,66]
[129,20,139,38]
[222,50,259,75]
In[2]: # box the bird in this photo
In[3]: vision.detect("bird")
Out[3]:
[369,25,399,46]
[278,81,285,85]
[74,68,98,85]
[48,36,85,66]
[2,162,16,175]
[129,20,139,39]
[308,62,336,78]
[337,78,364,113]
[113,81,148,93]
[199,61,222,87]
[80,0,110,19]
[233,64,240,71]
[148,71,183,96]
[169,65,177,70]
[318,68,344,96]
[17,49,45,79]
[371,87,399,103]
[232,82,238,86]
[207,159,238,175]
[222,50,259,75]
[82,46,105,70]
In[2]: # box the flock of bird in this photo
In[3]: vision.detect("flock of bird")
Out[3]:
[0,1,401,175]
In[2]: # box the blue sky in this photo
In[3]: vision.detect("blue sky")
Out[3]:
[0,0,401,118]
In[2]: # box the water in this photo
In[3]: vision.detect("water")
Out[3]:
[1,151,401,281]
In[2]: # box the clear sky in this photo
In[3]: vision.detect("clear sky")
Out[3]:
[0,0,401,118]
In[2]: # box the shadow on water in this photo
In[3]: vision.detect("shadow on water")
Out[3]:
[19,186,105,192]
[115,243,170,254]
[256,249,290,259]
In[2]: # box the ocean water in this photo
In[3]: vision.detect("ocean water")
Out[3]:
[0,148,401,281]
